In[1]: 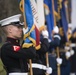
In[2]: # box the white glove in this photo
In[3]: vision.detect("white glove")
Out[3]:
[45,8,49,15]
[56,58,62,65]
[53,26,59,34]
[46,67,52,74]
[70,49,75,56]
[41,30,49,38]
[65,51,71,58]
[48,39,51,43]
[23,27,29,34]
[64,46,70,50]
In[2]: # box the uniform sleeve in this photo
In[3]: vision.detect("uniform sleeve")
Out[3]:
[2,43,36,59]
[49,34,61,49]
[37,38,49,54]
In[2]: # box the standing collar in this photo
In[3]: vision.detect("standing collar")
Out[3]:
[6,37,20,45]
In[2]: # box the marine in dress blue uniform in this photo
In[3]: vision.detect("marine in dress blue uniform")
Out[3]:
[48,26,61,75]
[70,28,76,75]
[0,14,36,75]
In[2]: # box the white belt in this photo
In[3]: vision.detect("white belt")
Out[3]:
[32,63,46,70]
[9,73,28,75]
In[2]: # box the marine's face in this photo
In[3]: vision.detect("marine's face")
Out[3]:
[8,25,23,39]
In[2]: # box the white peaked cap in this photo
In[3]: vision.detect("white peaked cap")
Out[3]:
[53,26,59,33]
[0,14,21,26]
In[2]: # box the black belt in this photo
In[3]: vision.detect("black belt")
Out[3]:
[8,68,26,73]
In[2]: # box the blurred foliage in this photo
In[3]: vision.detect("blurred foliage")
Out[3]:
[0,0,21,20]
[0,59,6,75]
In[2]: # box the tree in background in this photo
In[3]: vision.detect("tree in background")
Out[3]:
[0,0,21,19]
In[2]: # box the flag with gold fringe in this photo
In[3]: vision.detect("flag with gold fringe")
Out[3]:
[30,0,46,49]
[19,0,41,50]
[19,0,36,48]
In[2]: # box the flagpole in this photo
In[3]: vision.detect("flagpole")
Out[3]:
[64,0,69,23]
[57,0,62,74]
[29,59,33,75]
[23,0,33,74]
[52,0,56,26]
[46,52,49,75]
[56,47,61,75]
[22,0,27,28]
[52,0,61,75]
[46,0,56,75]
[20,0,33,75]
